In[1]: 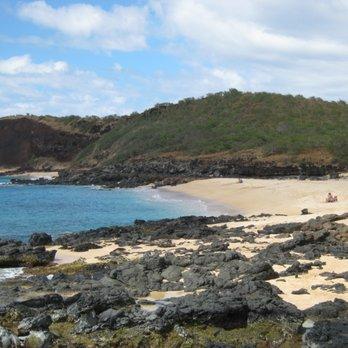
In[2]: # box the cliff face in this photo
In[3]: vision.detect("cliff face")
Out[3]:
[0,118,92,167]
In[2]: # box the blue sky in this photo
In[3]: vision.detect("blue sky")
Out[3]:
[0,0,348,116]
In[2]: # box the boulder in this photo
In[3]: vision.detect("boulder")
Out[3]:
[28,233,52,247]
[0,325,20,348]
[18,314,52,335]
[0,240,56,268]
[161,265,182,282]
[73,242,102,252]
[304,299,348,319]
[74,311,98,334]
[67,287,135,318]
[302,319,348,348]
[291,288,309,295]
[24,331,55,348]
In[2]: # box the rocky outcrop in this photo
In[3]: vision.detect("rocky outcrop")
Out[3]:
[29,233,52,247]
[0,325,20,347]
[0,213,347,346]
[0,240,56,267]
[53,158,342,188]
[0,118,93,167]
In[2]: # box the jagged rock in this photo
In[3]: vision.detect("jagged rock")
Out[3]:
[320,271,348,281]
[183,268,214,291]
[304,299,348,319]
[291,288,309,295]
[74,311,98,333]
[18,314,52,335]
[149,280,302,331]
[16,294,64,309]
[0,325,20,348]
[260,223,302,235]
[279,261,313,276]
[73,242,101,252]
[55,215,244,247]
[156,240,175,248]
[24,331,55,348]
[0,240,56,267]
[302,319,348,347]
[67,287,135,318]
[51,309,67,323]
[311,283,346,293]
[161,265,182,282]
[28,233,52,247]
[52,159,340,189]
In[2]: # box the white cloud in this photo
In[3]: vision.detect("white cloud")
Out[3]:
[19,1,148,51]
[0,55,68,75]
[113,63,123,72]
[3,0,348,114]
[0,55,127,116]
[136,65,245,106]
[148,0,348,101]
[153,0,348,60]
[209,68,245,90]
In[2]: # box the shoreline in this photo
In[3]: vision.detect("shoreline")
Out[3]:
[10,171,59,180]
[1,176,347,313]
[157,186,237,216]
[165,175,348,217]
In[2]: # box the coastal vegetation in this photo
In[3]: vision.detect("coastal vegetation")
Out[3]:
[1,89,347,170]
[76,90,348,166]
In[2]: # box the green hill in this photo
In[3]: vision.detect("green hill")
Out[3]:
[74,89,348,167]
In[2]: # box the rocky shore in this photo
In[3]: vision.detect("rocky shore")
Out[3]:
[0,212,347,347]
[9,158,342,188]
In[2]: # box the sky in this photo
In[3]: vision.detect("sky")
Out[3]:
[0,0,348,116]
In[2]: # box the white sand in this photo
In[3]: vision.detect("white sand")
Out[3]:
[46,175,347,310]
[48,238,201,265]
[166,176,348,217]
[0,167,19,173]
[269,255,348,310]
[11,171,59,180]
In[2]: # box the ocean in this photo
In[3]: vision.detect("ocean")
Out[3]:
[0,176,228,241]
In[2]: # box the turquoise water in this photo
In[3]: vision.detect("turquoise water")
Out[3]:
[0,176,227,241]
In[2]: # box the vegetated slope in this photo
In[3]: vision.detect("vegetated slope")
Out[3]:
[75,90,348,167]
[0,116,117,169]
[37,115,119,136]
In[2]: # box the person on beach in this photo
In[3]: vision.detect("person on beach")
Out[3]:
[326,193,338,203]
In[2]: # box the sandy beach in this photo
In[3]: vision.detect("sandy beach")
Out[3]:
[45,175,347,310]
[0,167,19,174]
[165,176,348,308]
[10,171,59,180]
[165,176,348,217]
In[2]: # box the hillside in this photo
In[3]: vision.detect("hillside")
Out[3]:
[1,90,347,174]
[74,90,348,167]
[0,116,118,169]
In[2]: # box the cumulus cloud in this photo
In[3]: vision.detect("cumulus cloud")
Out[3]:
[0,55,68,75]
[18,1,148,51]
[148,0,348,101]
[0,55,126,115]
[3,0,348,115]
